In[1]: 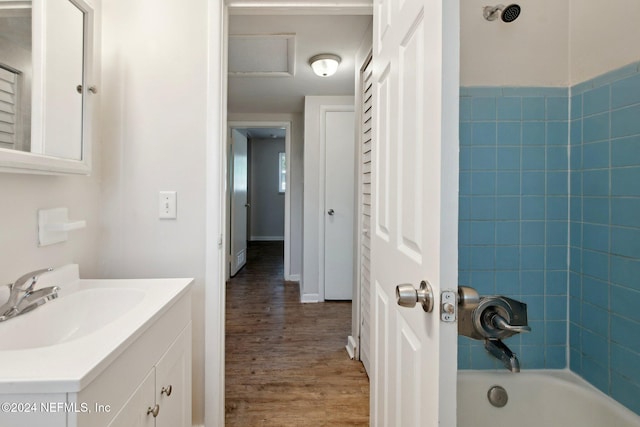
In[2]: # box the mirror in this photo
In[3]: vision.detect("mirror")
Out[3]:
[0,3,32,153]
[0,0,96,174]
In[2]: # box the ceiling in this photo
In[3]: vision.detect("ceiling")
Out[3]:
[227,14,372,114]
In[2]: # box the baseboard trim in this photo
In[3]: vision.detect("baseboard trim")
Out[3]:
[250,236,285,241]
[285,273,301,282]
[346,335,358,359]
[300,293,320,303]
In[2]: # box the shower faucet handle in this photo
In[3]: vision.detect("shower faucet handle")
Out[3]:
[462,295,530,340]
[491,313,531,333]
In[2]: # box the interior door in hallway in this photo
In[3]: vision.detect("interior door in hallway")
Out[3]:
[370,0,460,425]
[324,110,356,300]
[230,129,248,276]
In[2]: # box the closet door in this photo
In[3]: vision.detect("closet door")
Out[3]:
[230,129,249,276]
[359,56,373,374]
[324,109,356,300]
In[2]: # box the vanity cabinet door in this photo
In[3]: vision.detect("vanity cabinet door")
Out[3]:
[155,323,192,427]
[107,369,156,427]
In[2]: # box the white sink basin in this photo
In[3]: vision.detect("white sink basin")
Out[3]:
[0,264,193,393]
[0,287,145,350]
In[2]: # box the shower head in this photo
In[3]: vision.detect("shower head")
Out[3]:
[501,4,521,22]
[483,4,521,23]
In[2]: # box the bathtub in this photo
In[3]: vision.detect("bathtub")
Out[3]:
[458,370,640,427]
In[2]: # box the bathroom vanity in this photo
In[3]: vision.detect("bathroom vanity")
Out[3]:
[0,265,193,427]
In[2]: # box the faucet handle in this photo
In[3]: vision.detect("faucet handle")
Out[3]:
[12,268,54,292]
[491,313,531,333]
[15,286,60,314]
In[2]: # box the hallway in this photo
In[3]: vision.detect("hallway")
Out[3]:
[225,242,369,426]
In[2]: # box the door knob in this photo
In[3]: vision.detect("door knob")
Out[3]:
[327,209,335,216]
[396,280,434,312]
[245,203,250,208]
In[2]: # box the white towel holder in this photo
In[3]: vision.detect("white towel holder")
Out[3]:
[38,208,87,246]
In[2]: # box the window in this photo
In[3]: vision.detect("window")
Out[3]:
[278,152,286,193]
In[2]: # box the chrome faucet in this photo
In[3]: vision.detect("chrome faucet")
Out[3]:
[0,268,59,322]
[458,288,531,372]
[485,338,520,373]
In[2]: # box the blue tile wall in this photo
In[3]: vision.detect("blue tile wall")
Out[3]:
[459,63,640,416]
[458,86,569,370]
[570,61,640,416]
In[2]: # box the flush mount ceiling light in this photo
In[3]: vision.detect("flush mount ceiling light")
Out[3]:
[309,54,341,77]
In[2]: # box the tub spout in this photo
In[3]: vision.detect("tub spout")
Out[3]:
[485,338,520,372]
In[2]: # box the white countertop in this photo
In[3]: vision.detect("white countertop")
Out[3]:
[0,265,193,394]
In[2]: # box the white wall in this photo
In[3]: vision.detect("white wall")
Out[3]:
[462,0,640,88]
[99,0,208,423]
[302,96,354,302]
[249,137,285,240]
[228,112,303,278]
[460,0,569,87]
[570,0,640,84]
[0,173,101,284]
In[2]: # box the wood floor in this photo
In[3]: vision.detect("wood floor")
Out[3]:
[225,241,370,426]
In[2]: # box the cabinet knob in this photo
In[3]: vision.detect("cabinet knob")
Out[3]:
[161,385,173,397]
[147,404,160,418]
[76,85,98,94]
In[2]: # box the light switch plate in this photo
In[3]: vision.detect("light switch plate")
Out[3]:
[159,191,177,219]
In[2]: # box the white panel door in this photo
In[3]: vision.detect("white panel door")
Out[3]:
[230,129,248,276]
[324,110,356,300]
[370,0,459,425]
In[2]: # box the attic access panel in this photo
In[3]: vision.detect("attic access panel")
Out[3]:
[228,34,296,77]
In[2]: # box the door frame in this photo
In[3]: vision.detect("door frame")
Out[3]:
[226,121,293,280]
[205,2,373,426]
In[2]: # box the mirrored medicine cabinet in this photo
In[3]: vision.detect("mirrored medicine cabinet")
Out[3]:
[0,0,97,174]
